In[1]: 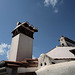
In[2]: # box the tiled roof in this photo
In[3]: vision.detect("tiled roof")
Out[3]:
[0,59,38,68]
[62,36,75,44]
[12,22,38,33]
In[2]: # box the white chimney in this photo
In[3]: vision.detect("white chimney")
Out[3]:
[9,22,38,61]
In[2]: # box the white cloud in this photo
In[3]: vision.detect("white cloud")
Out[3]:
[32,55,36,59]
[0,43,10,59]
[6,50,10,59]
[44,0,58,7]
[44,0,63,13]
[44,0,50,6]
[54,8,58,13]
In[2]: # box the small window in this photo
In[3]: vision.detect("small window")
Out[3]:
[52,62,55,64]
[62,43,64,46]
[44,62,47,65]
[61,39,63,41]
[40,63,42,66]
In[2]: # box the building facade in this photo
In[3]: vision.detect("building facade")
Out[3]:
[0,22,75,75]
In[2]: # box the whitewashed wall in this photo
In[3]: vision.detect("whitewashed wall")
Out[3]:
[36,61,75,75]
[9,33,33,61]
[9,34,20,61]
[18,67,38,73]
[46,46,75,58]
[38,54,55,69]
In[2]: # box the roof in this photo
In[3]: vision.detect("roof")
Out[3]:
[46,46,75,58]
[62,36,75,44]
[0,58,38,68]
[12,22,38,33]
[46,47,56,54]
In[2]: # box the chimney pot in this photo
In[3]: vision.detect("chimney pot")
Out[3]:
[17,22,21,25]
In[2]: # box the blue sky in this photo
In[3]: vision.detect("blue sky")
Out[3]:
[0,0,75,61]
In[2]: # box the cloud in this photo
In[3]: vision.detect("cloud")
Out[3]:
[0,43,36,59]
[44,0,63,13]
[32,55,36,59]
[0,43,10,59]
[44,0,58,7]
[6,50,10,59]
[54,8,58,13]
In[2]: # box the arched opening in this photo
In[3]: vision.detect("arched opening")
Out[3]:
[44,62,47,65]
[62,43,64,46]
[52,62,55,64]
[40,63,42,66]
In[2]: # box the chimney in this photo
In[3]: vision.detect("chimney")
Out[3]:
[9,22,38,61]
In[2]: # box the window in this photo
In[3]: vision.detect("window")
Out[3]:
[62,43,64,46]
[52,62,55,64]
[61,39,63,41]
[40,63,42,66]
[44,62,47,65]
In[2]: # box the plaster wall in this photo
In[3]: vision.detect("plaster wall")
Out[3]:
[36,61,75,75]
[55,59,75,63]
[9,34,20,61]
[60,37,67,46]
[55,60,69,63]
[46,47,75,58]
[17,33,33,61]
[7,68,17,75]
[18,67,38,73]
[38,54,55,69]
[59,37,75,46]
[9,33,33,61]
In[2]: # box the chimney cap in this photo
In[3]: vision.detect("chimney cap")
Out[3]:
[17,22,21,25]
[33,27,38,32]
[12,22,38,33]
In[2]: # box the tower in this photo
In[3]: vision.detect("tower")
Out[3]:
[9,22,38,61]
[59,36,75,46]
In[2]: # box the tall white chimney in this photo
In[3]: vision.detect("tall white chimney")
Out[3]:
[9,22,38,61]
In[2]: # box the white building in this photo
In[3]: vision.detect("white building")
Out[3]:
[0,22,38,75]
[38,36,75,68]
[0,22,75,75]
[36,36,75,75]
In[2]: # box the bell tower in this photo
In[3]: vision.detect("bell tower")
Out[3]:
[9,22,38,61]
